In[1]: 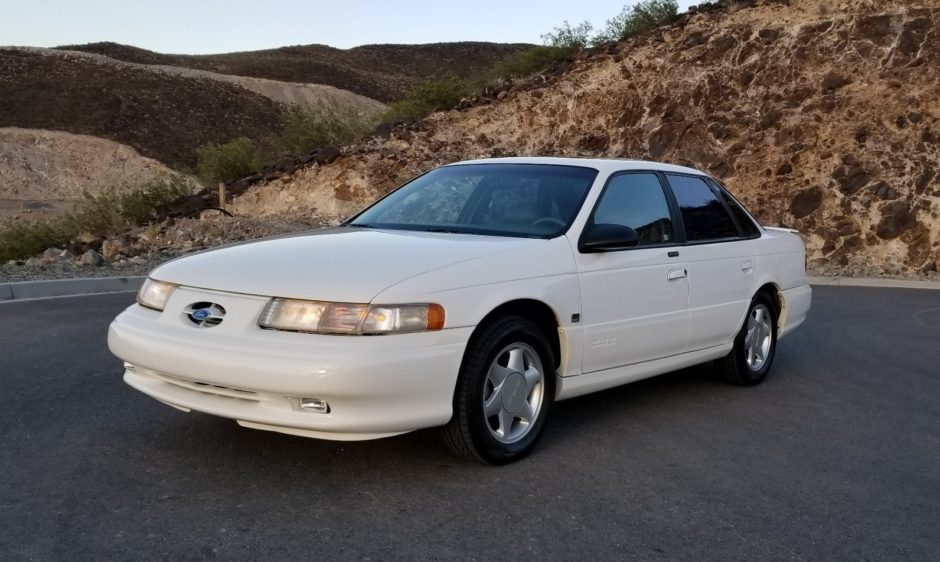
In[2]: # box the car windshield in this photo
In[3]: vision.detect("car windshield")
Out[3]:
[348,164,598,238]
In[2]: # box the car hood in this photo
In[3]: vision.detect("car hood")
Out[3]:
[150,227,542,302]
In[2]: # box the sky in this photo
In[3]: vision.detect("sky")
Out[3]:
[1,0,696,53]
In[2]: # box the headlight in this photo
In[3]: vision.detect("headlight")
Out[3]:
[260,298,445,335]
[137,278,176,311]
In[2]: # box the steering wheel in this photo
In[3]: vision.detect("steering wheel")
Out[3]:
[532,217,566,229]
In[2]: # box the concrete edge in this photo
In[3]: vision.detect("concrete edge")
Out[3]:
[0,276,145,301]
[808,276,940,290]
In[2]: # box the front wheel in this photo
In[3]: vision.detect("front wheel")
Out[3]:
[715,293,778,386]
[442,317,555,464]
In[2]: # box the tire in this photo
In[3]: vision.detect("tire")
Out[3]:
[442,316,555,465]
[715,292,778,386]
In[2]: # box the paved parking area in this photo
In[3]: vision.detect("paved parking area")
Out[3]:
[1,286,938,560]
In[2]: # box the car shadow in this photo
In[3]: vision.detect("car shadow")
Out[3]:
[138,363,734,478]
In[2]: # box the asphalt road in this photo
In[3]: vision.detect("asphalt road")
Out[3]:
[1,287,938,561]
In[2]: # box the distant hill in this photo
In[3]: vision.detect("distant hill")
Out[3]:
[0,48,291,168]
[56,42,534,102]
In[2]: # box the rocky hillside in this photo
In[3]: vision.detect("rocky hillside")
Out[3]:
[58,42,534,102]
[229,0,940,277]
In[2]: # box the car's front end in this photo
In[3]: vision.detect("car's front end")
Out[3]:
[110,278,472,440]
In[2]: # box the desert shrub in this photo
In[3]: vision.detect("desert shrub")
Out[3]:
[594,0,679,43]
[276,106,373,154]
[196,137,262,184]
[0,222,61,263]
[541,20,594,50]
[484,46,572,81]
[0,177,194,262]
[65,179,194,235]
[383,74,472,121]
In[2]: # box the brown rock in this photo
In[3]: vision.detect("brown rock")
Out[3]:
[832,161,869,195]
[776,163,792,176]
[790,187,823,219]
[578,134,609,152]
[315,146,341,165]
[79,249,103,266]
[871,181,899,200]
[854,127,867,145]
[915,168,935,194]
[906,228,932,266]
[875,202,917,239]
[821,72,849,92]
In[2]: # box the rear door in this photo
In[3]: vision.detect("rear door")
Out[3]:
[663,173,757,351]
[574,171,690,373]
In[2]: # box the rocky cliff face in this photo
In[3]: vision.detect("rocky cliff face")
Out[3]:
[231,0,940,277]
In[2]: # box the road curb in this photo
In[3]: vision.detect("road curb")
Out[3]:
[0,276,145,301]
[808,276,940,290]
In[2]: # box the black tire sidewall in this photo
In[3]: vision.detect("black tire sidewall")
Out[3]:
[461,318,555,464]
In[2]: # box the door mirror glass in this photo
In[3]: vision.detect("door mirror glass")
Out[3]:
[579,224,640,252]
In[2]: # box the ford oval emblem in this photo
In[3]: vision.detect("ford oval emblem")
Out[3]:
[191,309,211,321]
[184,302,226,328]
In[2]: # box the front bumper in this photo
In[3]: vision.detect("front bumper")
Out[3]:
[108,293,472,441]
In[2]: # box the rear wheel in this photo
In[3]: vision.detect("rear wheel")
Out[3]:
[442,316,555,464]
[716,293,778,386]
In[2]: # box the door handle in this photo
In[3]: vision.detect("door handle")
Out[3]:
[667,268,687,281]
[741,260,754,271]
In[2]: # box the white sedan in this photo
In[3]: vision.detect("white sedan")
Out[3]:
[109,157,811,464]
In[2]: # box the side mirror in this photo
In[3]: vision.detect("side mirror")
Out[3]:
[579,224,640,253]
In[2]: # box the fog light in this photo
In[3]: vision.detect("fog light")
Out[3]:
[299,398,330,413]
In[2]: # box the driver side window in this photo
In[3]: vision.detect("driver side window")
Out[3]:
[593,173,675,246]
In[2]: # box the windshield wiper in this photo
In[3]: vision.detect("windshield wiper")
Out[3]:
[423,227,457,233]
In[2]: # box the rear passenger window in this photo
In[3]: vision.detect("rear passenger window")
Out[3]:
[666,174,739,241]
[715,186,760,237]
[592,173,674,245]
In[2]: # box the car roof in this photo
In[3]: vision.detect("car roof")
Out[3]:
[445,156,707,177]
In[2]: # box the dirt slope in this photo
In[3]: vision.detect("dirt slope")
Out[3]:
[0,127,188,210]
[58,42,534,102]
[230,0,940,277]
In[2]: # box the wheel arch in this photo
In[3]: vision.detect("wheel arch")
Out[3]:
[755,282,786,332]
[471,298,564,372]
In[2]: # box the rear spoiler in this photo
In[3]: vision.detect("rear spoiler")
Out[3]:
[764,226,800,235]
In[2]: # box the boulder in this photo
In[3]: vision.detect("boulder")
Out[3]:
[790,187,823,219]
[79,249,103,266]
[875,202,917,239]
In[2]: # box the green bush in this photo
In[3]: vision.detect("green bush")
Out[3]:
[276,106,373,154]
[0,222,61,263]
[0,177,194,262]
[595,0,679,43]
[196,137,262,185]
[541,20,594,50]
[485,46,572,82]
[383,74,472,121]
